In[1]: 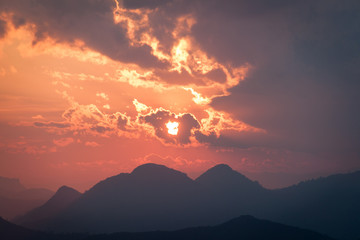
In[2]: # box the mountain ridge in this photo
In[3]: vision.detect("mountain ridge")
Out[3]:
[14,185,81,228]
[0,176,54,219]
[12,163,360,239]
[0,215,335,240]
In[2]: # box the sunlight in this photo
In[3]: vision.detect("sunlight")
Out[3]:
[166,121,179,135]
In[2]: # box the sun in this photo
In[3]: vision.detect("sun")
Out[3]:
[166,121,179,135]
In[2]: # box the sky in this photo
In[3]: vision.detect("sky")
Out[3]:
[0,0,359,191]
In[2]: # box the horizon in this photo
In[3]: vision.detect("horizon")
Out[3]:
[2,162,358,192]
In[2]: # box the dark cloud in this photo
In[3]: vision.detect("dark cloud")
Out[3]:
[3,0,360,157]
[186,0,360,154]
[34,121,70,128]
[1,0,166,68]
[90,126,112,133]
[11,15,26,28]
[121,0,360,155]
[0,19,8,38]
[194,131,218,145]
[117,115,129,131]
[122,0,173,9]
[205,68,227,83]
[154,69,205,86]
[139,109,200,145]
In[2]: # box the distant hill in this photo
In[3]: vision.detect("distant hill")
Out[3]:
[38,163,205,233]
[263,171,360,240]
[0,216,76,240]
[0,215,334,240]
[0,177,26,195]
[196,164,264,192]
[16,164,360,239]
[15,186,81,228]
[0,176,54,219]
[194,164,269,225]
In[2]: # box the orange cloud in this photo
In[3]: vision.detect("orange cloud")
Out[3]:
[96,92,109,100]
[53,137,74,147]
[85,141,100,147]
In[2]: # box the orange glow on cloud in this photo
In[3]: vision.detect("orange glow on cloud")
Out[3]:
[0,5,269,191]
[0,0,354,194]
[171,38,191,73]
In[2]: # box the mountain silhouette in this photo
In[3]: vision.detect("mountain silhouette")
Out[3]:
[195,164,268,225]
[0,176,54,219]
[0,177,26,196]
[263,171,360,240]
[0,216,46,240]
[0,215,334,240]
[15,164,360,239]
[196,164,261,188]
[14,186,81,228]
[37,163,205,233]
[0,216,86,240]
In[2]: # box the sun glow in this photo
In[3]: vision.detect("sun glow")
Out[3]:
[166,121,179,135]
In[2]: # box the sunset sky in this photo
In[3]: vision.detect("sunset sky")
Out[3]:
[0,0,359,191]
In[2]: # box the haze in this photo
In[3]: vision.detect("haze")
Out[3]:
[0,0,359,192]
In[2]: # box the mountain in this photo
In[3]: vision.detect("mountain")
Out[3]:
[17,164,360,239]
[15,186,82,228]
[0,177,26,195]
[37,163,205,233]
[0,176,54,219]
[81,215,335,240]
[196,164,262,189]
[0,216,47,240]
[263,171,360,240]
[0,215,334,240]
[0,216,85,240]
[195,166,360,240]
[195,164,268,225]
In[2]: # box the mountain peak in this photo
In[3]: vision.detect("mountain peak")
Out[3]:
[42,185,81,207]
[56,185,80,194]
[132,163,171,173]
[131,163,189,180]
[196,164,263,190]
[14,185,82,227]
[196,164,241,181]
[208,164,233,172]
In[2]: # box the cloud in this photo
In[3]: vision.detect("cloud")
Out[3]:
[133,99,150,113]
[119,0,360,154]
[34,121,70,128]
[32,92,264,147]
[4,0,358,156]
[0,19,8,38]
[138,108,200,145]
[172,0,360,154]
[31,115,44,120]
[32,91,135,138]
[1,0,249,95]
[4,137,57,155]
[53,137,74,147]
[61,101,133,136]
[11,14,26,28]
[135,99,263,146]
[1,0,165,68]
[85,141,100,147]
[96,92,109,100]
[117,114,130,131]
